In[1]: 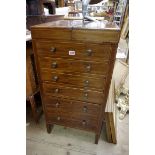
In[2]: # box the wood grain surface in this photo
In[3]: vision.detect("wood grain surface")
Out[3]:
[31,20,120,144]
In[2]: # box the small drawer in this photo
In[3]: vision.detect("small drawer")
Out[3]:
[42,83,104,104]
[38,57,110,75]
[35,41,112,61]
[44,96,101,117]
[40,69,107,90]
[46,112,98,132]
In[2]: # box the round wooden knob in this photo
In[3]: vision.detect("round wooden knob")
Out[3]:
[84,80,89,86]
[55,102,59,107]
[83,106,87,112]
[54,88,59,93]
[57,116,61,120]
[52,76,59,82]
[84,93,88,98]
[50,47,56,53]
[85,65,91,72]
[82,120,86,125]
[86,49,92,56]
[52,62,57,68]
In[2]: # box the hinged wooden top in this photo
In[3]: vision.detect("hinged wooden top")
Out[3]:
[31,20,120,43]
[31,20,120,30]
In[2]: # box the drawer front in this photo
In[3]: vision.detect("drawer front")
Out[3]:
[42,83,104,104]
[40,69,106,90]
[43,96,101,117]
[46,112,98,132]
[35,41,112,61]
[38,57,110,75]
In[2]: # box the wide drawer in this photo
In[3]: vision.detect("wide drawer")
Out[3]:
[35,41,112,61]
[40,69,106,90]
[38,57,110,75]
[43,96,101,117]
[46,112,98,132]
[42,82,104,104]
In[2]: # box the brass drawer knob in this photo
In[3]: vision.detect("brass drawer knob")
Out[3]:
[50,47,56,53]
[83,106,87,112]
[52,76,59,82]
[57,116,61,120]
[55,102,59,107]
[86,49,92,56]
[82,120,86,125]
[54,88,59,93]
[52,62,57,68]
[84,80,89,86]
[85,65,91,72]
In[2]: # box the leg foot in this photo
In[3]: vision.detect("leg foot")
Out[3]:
[95,134,99,144]
[29,95,38,123]
[46,124,53,133]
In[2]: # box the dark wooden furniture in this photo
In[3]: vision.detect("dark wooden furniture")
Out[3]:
[105,80,117,144]
[26,15,64,30]
[26,0,64,30]
[26,0,56,15]
[26,41,42,123]
[31,20,120,144]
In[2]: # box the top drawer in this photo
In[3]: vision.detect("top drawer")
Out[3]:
[35,41,112,61]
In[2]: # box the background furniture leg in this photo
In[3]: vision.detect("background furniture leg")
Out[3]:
[95,134,99,144]
[46,124,53,133]
[29,95,38,123]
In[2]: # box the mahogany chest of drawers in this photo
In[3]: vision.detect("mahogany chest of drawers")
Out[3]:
[31,20,120,144]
